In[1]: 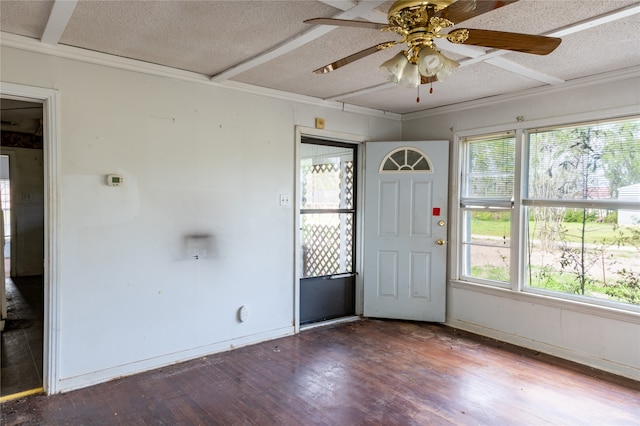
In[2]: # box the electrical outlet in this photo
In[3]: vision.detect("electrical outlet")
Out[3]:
[279,194,290,207]
[238,306,249,322]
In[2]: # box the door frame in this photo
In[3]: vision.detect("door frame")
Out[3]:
[294,127,367,332]
[1,82,60,394]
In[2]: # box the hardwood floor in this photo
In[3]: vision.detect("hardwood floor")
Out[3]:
[1,319,639,425]
[1,276,44,397]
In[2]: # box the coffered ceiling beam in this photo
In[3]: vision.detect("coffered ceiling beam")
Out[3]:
[41,0,78,45]
[317,0,388,23]
[210,0,387,82]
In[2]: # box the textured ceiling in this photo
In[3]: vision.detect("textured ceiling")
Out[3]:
[1,0,639,116]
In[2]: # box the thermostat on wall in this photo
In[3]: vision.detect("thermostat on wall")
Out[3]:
[106,174,125,186]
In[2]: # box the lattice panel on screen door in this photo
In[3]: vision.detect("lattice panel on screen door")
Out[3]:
[302,161,354,277]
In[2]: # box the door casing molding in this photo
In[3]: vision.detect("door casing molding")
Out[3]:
[294,127,368,332]
[1,82,60,394]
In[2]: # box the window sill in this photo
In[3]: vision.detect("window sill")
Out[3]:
[449,279,640,324]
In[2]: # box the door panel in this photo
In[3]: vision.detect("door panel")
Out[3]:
[412,181,432,237]
[411,252,431,300]
[378,251,398,297]
[379,181,399,235]
[364,141,449,322]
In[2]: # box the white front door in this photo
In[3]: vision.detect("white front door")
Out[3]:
[363,141,449,322]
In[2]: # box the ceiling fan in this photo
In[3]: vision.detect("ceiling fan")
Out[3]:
[304,0,562,87]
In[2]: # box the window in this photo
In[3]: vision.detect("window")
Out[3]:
[380,147,432,172]
[524,118,640,307]
[460,133,515,286]
[458,117,640,310]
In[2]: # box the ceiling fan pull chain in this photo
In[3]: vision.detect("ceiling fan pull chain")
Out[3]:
[430,82,433,94]
[416,84,420,103]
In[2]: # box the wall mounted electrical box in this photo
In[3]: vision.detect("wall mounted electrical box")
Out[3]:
[106,174,124,186]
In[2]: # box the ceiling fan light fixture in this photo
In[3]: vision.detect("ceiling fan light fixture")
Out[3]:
[379,51,410,83]
[398,62,421,88]
[435,55,460,81]
[417,45,444,77]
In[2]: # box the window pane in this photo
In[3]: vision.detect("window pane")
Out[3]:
[300,144,354,210]
[461,210,511,284]
[301,213,353,278]
[462,245,510,283]
[463,211,511,246]
[464,136,515,198]
[525,207,640,306]
[528,118,640,201]
[381,148,431,171]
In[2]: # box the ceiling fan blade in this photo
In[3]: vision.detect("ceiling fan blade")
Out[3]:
[436,0,519,24]
[313,41,397,74]
[449,29,561,55]
[304,18,388,30]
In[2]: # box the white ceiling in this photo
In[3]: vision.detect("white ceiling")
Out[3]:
[1,0,639,116]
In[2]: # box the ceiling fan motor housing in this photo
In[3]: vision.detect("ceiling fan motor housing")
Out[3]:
[387,0,459,63]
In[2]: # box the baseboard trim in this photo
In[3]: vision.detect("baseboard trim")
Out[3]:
[55,325,294,394]
[445,318,640,381]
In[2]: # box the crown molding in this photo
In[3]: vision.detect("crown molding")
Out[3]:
[402,66,640,122]
[0,32,401,122]
[218,80,401,121]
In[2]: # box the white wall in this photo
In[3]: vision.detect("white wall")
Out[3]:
[0,45,401,392]
[403,70,640,380]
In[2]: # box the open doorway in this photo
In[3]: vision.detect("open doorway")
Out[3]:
[299,137,358,325]
[1,155,10,276]
[0,98,45,398]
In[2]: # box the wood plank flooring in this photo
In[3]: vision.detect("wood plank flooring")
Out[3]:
[1,319,639,425]
[1,276,44,397]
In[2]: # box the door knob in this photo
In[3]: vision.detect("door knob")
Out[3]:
[437,239,446,246]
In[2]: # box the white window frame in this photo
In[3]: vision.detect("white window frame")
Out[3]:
[519,122,640,312]
[451,109,640,316]
[458,131,520,290]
